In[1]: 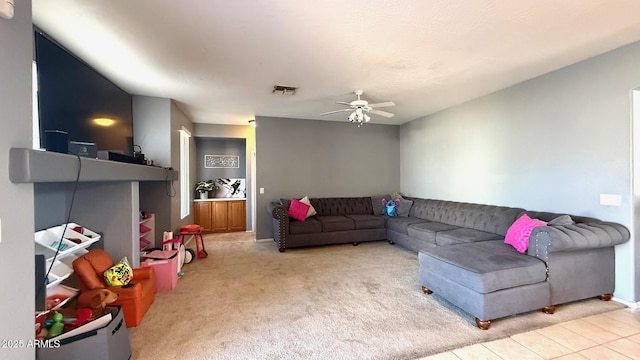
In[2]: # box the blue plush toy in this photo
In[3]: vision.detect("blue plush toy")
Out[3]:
[381,198,400,217]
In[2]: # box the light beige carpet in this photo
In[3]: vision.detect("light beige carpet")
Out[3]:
[130,233,624,360]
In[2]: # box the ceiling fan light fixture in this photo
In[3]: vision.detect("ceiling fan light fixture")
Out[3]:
[321,90,395,127]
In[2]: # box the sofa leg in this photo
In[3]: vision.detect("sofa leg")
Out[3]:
[353,242,359,246]
[278,247,285,253]
[475,318,491,330]
[388,240,395,245]
[421,286,433,295]
[597,293,613,301]
[542,305,556,314]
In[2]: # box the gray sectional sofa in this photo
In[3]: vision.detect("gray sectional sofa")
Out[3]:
[267,197,387,252]
[267,196,630,329]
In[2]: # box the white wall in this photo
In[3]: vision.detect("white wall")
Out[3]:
[0,0,37,358]
[401,41,640,302]
[170,101,195,230]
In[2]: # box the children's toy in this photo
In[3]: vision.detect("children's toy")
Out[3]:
[90,289,118,311]
[47,312,64,339]
[381,198,400,216]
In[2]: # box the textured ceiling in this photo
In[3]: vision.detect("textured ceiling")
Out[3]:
[32,0,640,126]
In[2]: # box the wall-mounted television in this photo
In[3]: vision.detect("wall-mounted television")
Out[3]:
[34,29,134,156]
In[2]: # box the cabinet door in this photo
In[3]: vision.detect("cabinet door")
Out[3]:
[194,202,212,233]
[212,201,229,232]
[228,200,246,231]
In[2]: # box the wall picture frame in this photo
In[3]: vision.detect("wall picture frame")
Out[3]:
[204,155,239,168]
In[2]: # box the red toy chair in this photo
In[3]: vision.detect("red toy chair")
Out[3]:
[177,224,207,259]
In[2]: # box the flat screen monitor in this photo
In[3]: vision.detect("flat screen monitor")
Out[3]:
[34,29,134,156]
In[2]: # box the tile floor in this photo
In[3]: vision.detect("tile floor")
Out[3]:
[421,307,640,360]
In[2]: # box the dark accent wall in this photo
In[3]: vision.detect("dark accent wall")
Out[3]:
[255,116,400,240]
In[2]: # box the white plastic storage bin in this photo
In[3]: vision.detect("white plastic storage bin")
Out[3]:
[47,259,73,282]
[35,230,78,257]
[35,224,101,262]
[47,284,79,310]
[47,223,100,250]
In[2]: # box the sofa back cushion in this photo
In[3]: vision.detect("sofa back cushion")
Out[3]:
[524,211,598,225]
[409,198,525,236]
[309,197,373,216]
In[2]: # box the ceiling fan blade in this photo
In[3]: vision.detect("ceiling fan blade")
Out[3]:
[369,109,395,118]
[319,108,352,116]
[368,101,395,108]
[336,101,352,106]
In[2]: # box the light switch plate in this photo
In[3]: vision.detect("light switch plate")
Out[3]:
[599,194,622,206]
[0,0,14,20]
[260,188,265,194]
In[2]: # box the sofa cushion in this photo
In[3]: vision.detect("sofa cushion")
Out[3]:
[103,257,133,286]
[299,196,317,218]
[505,214,547,253]
[316,216,355,232]
[419,241,547,294]
[371,195,391,216]
[310,197,373,216]
[345,214,385,230]
[386,217,428,235]
[407,222,460,244]
[435,227,503,246]
[288,198,311,222]
[409,198,525,236]
[397,198,413,217]
[289,217,322,235]
[548,214,574,226]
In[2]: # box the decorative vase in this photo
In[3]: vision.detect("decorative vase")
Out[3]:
[198,191,209,199]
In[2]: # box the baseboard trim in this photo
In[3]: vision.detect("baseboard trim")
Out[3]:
[612,297,640,309]
[255,237,273,243]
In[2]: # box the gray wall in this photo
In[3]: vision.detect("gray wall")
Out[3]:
[133,96,171,168]
[0,0,37,358]
[133,96,196,235]
[255,116,400,240]
[400,40,640,302]
[195,137,247,180]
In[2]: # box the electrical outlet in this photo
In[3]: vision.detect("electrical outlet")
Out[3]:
[0,0,14,20]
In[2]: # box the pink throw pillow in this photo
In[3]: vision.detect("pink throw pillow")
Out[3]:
[288,198,310,222]
[504,214,547,253]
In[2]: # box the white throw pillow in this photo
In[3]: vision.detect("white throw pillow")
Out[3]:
[299,196,317,218]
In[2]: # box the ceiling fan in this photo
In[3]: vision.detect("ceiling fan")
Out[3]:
[320,90,395,126]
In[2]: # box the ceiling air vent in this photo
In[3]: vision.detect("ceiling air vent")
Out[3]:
[272,85,297,95]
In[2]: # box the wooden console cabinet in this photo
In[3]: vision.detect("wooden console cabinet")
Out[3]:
[194,199,246,233]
